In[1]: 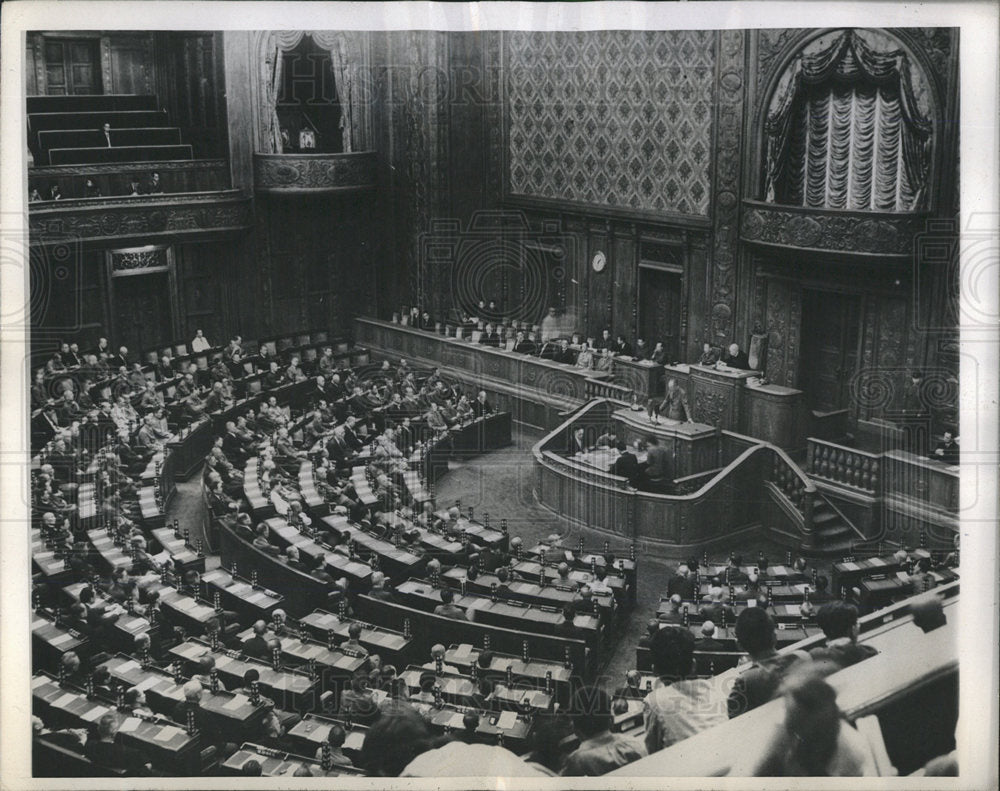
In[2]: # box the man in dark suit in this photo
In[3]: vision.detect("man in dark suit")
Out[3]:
[930,430,960,465]
[666,566,695,601]
[110,346,130,371]
[613,335,633,357]
[242,620,270,659]
[610,441,640,485]
[727,608,808,718]
[642,435,671,492]
[809,601,878,672]
[694,620,725,652]
[471,390,493,418]
[721,343,751,370]
[513,331,536,355]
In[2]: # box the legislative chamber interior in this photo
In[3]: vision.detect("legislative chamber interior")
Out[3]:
[24,24,964,780]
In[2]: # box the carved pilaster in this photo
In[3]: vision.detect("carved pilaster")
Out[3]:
[708,29,746,346]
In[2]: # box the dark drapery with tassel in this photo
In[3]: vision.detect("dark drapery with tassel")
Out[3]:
[765,29,933,211]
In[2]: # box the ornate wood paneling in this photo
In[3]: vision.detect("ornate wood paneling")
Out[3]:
[253,152,376,193]
[741,201,930,258]
[707,29,746,346]
[29,191,252,246]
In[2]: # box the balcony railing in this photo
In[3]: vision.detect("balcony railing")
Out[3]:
[253,151,377,194]
[740,200,930,258]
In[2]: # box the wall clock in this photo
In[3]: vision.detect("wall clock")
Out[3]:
[591,251,607,273]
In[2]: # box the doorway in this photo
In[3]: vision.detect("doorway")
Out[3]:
[799,289,861,413]
[639,267,682,363]
[44,38,101,95]
[112,272,175,354]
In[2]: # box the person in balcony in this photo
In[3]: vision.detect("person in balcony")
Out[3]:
[191,329,211,353]
[929,429,959,465]
[84,179,102,198]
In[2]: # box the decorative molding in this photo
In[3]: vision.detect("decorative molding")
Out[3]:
[109,246,169,273]
[740,201,929,257]
[694,388,728,427]
[708,29,746,343]
[29,159,229,179]
[30,191,252,245]
[253,152,377,194]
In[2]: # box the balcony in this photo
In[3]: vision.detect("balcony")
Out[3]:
[740,200,931,258]
[29,190,253,246]
[253,151,377,195]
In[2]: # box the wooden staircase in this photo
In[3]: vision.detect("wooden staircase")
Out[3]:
[807,492,864,557]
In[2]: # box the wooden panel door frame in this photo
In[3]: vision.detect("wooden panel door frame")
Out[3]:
[104,245,182,351]
[638,260,685,364]
[798,285,865,413]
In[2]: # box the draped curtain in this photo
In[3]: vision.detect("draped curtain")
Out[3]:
[262,31,356,154]
[765,29,933,211]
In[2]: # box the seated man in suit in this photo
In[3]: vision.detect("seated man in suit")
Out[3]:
[641,435,671,492]
[610,440,640,486]
[554,604,587,640]
[929,430,960,465]
[667,564,696,600]
[638,619,661,648]
[85,713,150,775]
[720,342,751,370]
[242,620,271,659]
[433,588,469,621]
[694,620,725,652]
[727,608,809,718]
[612,335,633,357]
[513,331,536,355]
[809,601,878,672]
[697,342,720,366]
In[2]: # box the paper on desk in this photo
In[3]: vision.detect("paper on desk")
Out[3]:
[51,632,74,647]
[136,676,160,692]
[447,712,466,729]
[223,694,250,711]
[118,716,141,733]
[453,643,473,659]
[495,710,517,730]
[172,597,196,612]
[81,705,109,723]
[32,675,49,689]
[155,725,183,742]
[52,692,77,708]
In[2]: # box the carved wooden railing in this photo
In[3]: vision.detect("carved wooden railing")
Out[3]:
[254,151,377,194]
[766,447,816,538]
[807,437,881,494]
[584,377,633,403]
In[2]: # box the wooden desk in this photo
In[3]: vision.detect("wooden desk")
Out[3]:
[32,612,89,669]
[611,406,720,478]
[32,674,200,772]
[100,654,186,714]
[443,644,574,703]
[665,363,805,450]
[613,356,665,400]
[287,714,368,759]
[394,580,600,643]
[168,639,320,712]
[221,743,361,777]
[319,515,425,580]
[200,567,283,622]
[298,610,414,664]
[399,666,553,713]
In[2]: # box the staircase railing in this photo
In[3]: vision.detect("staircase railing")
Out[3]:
[766,446,817,540]
[816,489,868,543]
[806,437,881,495]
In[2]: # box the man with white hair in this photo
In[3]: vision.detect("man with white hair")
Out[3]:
[422,644,459,674]
[695,620,724,652]
[368,571,396,602]
[721,342,750,370]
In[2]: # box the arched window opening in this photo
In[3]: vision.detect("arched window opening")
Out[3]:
[764,29,933,211]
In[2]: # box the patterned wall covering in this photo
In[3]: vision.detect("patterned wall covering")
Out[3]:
[506,31,715,215]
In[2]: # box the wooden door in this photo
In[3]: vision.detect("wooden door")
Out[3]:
[639,267,682,363]
[112,273,174,355]
[44,39,100,95]
[799,289,861,412]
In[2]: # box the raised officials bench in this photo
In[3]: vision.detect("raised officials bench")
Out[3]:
[354,594,591,681]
